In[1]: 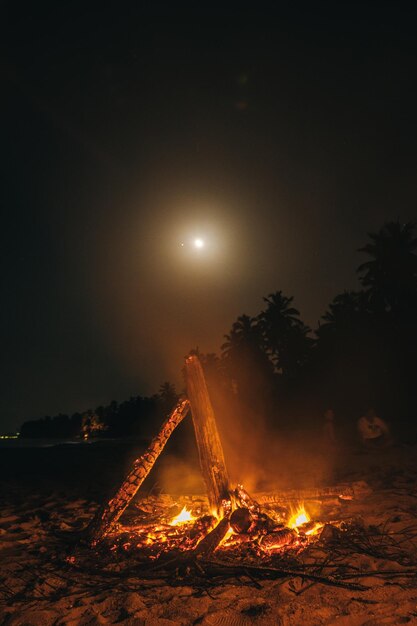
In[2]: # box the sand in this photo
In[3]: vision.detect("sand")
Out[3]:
[1,442,417,625]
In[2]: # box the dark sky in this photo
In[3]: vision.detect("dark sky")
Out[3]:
[1,3,417,431]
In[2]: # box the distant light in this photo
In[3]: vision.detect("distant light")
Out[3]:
[194,238,204,249]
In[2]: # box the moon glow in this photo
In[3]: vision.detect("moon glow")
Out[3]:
[194,238,205,248]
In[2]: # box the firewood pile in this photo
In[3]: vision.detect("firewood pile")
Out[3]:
[98,482,367,561]
[65,489,417,595]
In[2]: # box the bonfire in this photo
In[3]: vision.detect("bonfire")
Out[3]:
[75,355,368,587]
[5,355,417,626]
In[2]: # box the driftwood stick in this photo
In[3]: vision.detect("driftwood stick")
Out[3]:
[87,398,190,545]
[185,355,230,515]
[201,559,369,590]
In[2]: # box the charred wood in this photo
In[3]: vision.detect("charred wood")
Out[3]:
[235,485,283,530]
[259,528,297,552]
[234,484,261,514]
[254,482,371,504]
[194,517,230,558]
[86,398,190,546]
[230,507,252,534]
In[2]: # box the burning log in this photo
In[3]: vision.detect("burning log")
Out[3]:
[254,482,371,505]
[230,507,252,534]
[185,355,230,516]
[87,398,190,545]
[234,484,283,530]
[259,528,297,552]
[193,516,231,558]
[234,484,261,515]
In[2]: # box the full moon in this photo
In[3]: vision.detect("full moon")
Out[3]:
[194,238,205,248]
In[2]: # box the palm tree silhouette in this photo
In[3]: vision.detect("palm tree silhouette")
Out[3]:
[221,314,274,403]
[258,291,312,378]
[357,221,417,316]
[317,291,368,339]
[158,382,178,412]
[221,315,261,359]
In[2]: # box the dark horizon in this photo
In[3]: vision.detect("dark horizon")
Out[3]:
[2,3,417,431]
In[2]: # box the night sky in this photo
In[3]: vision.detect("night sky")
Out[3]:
[1,3,416,431]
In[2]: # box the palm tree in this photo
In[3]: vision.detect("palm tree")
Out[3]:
[357,221,417,316]
[316,290,373,371]
[317,291,368,339]
[221,315,261,359]
[357,222,417,427]
[258,291,312,378]
[158,382,178,413]
[221,314,274,402]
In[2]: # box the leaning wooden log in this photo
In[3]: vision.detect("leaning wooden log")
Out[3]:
[184,354,230,516]
[87,397,190,546]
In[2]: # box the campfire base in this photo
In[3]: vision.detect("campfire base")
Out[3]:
[87,482,369,566]
[68,507,374,595]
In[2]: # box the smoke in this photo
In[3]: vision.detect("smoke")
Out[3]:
[67,178,337,496]
[207,379,336,494]
[156,454,205,495]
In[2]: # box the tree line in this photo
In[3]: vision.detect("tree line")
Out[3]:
[20,221,417,441]
[19,383,179,439]
[205,220,417,440]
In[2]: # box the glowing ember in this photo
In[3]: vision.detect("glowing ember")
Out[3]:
[218,525,235,546]
[305,522,324,536]
[288,506,310,529]
[170,506,194,526]
[105,496,337,558]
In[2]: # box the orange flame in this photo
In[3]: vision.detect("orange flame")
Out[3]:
[170,506,194,526]
[218,525,234,547]
[305,522,323,536]
[288,505,310,529]
[287,505,323,536]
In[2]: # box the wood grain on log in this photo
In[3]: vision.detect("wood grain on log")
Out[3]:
[254,482,371,504]
[185,355,230,516]
[87,398,190,545]
[259,528,297,551]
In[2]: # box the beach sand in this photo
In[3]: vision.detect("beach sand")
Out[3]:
[1,440,417,625]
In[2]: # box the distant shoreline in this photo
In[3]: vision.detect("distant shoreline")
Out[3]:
[0,436,150,449]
